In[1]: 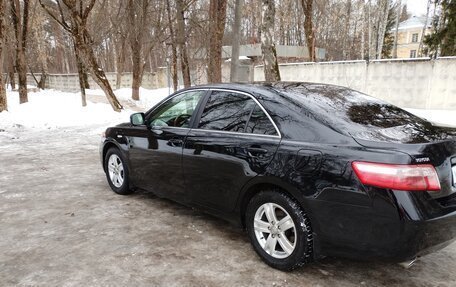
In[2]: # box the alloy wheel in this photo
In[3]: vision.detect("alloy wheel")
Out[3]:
[108,154,124,188]
[253,202,297,259]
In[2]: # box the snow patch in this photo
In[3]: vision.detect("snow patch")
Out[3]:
[86,86,172,110]
[0,89,132,131]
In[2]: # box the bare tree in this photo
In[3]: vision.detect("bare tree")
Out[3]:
[207,0,227,83]
[175,0,191,87]
[261,0,280,81]
[10,0,30,104]
[0,0,7,111]
[230,0,242,82]
[40,0,123,111]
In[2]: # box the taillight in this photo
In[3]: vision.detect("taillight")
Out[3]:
[351,161,441,191]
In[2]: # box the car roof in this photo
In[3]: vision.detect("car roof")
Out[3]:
[184,82,356,101]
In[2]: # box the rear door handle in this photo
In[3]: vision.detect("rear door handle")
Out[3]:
[168,138,183,147]
[247,147,268,157]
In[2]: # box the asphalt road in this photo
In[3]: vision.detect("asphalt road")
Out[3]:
[1,126,455,287]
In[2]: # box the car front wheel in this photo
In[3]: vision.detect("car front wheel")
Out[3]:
[246,190,313,270]
[104,148,133,195]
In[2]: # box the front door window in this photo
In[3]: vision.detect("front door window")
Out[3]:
[148,90,206,128]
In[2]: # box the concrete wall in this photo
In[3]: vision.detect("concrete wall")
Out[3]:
[254,57,456,109]
[15,57,455,110]
[23,69,170,93]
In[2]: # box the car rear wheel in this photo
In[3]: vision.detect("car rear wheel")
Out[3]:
[246,190,313,270]
[105,148,133,195]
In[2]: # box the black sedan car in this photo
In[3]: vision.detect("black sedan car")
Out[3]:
[100,82,456,270]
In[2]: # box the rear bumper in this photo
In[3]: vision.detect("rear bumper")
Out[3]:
[393,210,456,261]
[310,190,456,262]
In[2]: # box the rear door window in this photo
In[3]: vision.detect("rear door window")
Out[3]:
[198,91,255,132]
[246,104,278,136]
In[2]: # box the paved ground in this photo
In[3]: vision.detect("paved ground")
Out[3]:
[1,126,455,287]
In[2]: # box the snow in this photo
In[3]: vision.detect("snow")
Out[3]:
[86,87,172,110]
[371,57,430,62]
[0,87,170,132]
[398,16,431,30]
[115,87,171,109]
[225,56,251,62]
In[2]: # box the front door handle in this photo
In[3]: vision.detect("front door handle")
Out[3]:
[247,147,268,157]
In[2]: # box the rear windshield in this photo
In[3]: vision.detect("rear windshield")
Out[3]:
[274,83,427,135]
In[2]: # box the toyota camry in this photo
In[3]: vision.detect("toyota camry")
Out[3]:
[100,82,456,270]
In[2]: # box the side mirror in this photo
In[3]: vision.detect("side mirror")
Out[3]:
[130,112,145,126]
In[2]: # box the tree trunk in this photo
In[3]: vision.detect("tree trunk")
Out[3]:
[37,71,47,89]
[368,0,374,60]
[176,0,191,87]
[0,52,6,111]
[74,43,86,107]
[0,0,7,112]
[376,0,389,59]
[393,0,401,58]
[128,0,148,101]
[166,0,178,91]
[208,0,227,83]
[131,40,142,101]
[75,36,122,111]
[230,0,242,82]
[11,0,30,104]
[171,45,178,91]
[301,0,315,61]
[8,63,15,90]
[115,38,126,90]
[361,1,366,60]
[16,50,27,103]
[343,1,352,60]
[261,0,280,82]
[34,6,48,90]
[418,0,431,57]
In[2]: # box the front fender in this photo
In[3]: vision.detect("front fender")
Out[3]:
[100,137,129,172]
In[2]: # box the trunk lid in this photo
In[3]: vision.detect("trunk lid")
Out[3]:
[352,125,456,200]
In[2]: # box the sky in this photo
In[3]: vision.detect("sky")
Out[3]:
[406,0,428,16]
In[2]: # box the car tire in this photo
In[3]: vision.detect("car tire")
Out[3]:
[246,190,313,271]
[104,148,133,195]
